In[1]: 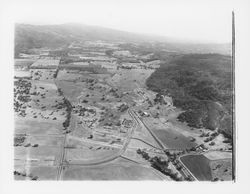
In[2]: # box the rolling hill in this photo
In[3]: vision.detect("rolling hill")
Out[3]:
[146,54,233,140]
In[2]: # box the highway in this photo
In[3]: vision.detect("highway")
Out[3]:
[55,79,70,180]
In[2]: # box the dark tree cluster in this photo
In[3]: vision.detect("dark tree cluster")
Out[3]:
[146,54,233,138]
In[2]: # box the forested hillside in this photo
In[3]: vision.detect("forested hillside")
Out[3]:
[146,54,233,140]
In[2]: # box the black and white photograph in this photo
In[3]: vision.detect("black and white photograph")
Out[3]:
[0,0,250,193]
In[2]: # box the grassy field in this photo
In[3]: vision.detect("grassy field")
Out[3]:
[55,80,85,103]
[57,70,84,81]
[65,147,119,164]
[180,154,212,181]
[204,151,232,160]
[143,118,197,149]
[108,69,154,92]
[26,136,64,147]
[65,138,120,164]
[15,117,64,135]
[62,158,162,180]
[14,59,36,68]
[210,159,232,181]
[202,151,232,181]
[15,146,62,165]
[154,129,196,149]
[14,165,58,180]
[14,70,31,78]
[31,59,60,68]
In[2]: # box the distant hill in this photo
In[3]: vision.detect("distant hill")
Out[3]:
[15,23,231,57]
[14,23,166,56]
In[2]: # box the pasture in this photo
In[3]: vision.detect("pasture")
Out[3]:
[180,154,212,181]
[62,158,162,180]
[65,145,119,164]
[14,165,58,180]
[14,59,36,69]
[31,59,60,68]
[143,118,197,149]
[210,159,232,181]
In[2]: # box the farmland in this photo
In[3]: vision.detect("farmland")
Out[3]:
[62,158,165,180]
[180,151,232,181]
[14,24,233,181]
[180,154,212,181]
[14,44,167,180]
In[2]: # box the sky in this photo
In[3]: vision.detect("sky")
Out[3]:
[0,0,242,43]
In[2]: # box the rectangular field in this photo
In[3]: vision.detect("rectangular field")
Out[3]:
[31,59,60,68]
[180,154,212,181]
[62,158,163,180]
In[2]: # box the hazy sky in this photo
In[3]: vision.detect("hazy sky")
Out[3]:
[2,0,239,43]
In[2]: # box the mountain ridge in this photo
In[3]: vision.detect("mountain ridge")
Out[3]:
[15,23,231,56]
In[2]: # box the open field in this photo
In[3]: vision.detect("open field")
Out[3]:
[180,154,212,181]
[31,59,60,68]
[24,136,65,147]
[15,118,64,135]
[65,147,119,164]
[65,138,120,164]
[14,70,31,78]
[14,165,58,180]
[108,69,154,92]
[15,59,36,69]
[62,158,163,180]
[180,153,232,181]
[204,151,232,160]
[153,129,196,149]
[57,69,85,81]
[143,118,196,149]
[55,80,85,103]
[210,159,232,181]
[14,146,62,166]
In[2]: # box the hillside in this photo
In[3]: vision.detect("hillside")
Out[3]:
[146,54,233,140]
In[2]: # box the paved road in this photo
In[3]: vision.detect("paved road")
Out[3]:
[56,133,67,180]
[54,80,70,180]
